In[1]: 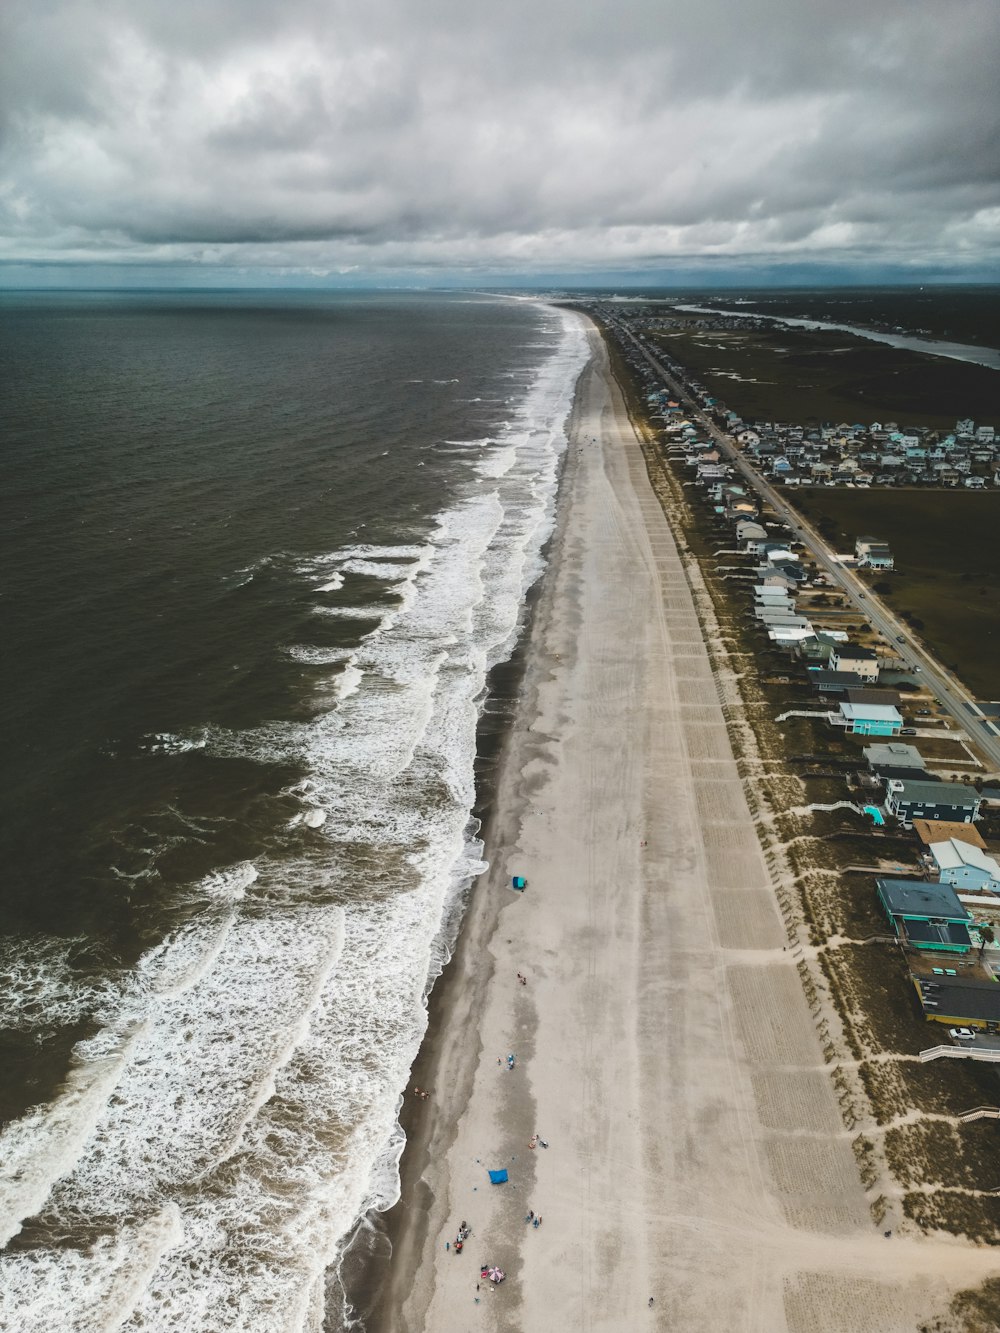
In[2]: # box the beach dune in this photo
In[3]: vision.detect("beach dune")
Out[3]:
[371,321,1000,1332]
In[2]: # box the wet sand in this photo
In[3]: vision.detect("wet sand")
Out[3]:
[359,319,1000,1332]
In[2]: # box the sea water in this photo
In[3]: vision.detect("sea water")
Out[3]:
[0,290,589,1329]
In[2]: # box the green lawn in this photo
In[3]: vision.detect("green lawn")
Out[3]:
[787,489,1000,699]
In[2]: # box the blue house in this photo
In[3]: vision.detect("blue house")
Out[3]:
[830,702,902,736]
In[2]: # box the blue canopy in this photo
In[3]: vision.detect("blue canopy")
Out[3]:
[511,876,526,890]
[488,1169,509,1184]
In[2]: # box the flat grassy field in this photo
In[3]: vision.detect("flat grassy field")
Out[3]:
[649,324,997,428]
[787,489,1000,699]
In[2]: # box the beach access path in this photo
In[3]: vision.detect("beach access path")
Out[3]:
[382,321,1000,1331]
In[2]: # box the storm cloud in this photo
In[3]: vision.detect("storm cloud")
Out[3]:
[1,0,998,278]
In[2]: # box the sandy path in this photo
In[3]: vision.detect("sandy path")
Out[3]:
[392,324,1000,1332]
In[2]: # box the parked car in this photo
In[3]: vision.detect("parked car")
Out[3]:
[900,727,917,735]
[949,1028,977,1041]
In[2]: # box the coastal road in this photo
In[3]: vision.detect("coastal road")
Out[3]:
[610,320,1000,776]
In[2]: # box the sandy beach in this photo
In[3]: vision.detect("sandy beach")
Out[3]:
[365,319,1000,1332]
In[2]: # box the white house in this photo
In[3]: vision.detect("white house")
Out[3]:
[930,839,1000,894]
[855,537,894,570]
[830,645,880,682]
[736,521,768,548]
[761,542,798,564]
[768,624,815,643]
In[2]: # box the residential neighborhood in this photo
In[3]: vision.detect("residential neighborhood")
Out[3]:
[619,312,997,490]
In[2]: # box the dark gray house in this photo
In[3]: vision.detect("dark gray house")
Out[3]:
[884,779,982,828]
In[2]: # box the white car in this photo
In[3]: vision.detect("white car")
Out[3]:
[949,1027,977,1041]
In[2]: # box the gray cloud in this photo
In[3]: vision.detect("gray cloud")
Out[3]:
[1,0,998,277]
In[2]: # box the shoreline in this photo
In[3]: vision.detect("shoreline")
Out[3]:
[336,320,588,1331]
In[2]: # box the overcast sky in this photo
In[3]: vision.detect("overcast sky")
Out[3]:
[1,0,998,284]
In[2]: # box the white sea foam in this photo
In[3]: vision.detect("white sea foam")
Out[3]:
[309,605,383,621]
[337,558,419,580]
[0,305,591,1331]
[0,936,120,1033]
[1,1205,185,1330]
[284,645,354,665]
[140,732,208,754]
[0,1036,141,1248]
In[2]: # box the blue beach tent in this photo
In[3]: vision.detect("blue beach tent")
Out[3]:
[488,1169,509,1185]
[511,876,526,891]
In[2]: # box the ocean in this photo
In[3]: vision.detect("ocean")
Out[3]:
[0,289,589,1329]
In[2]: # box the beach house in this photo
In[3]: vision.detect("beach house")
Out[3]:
[912,974,1000,1030]
[929,839,1000,894]
[829,702,902,737]
[855,537,894,570]
[875,878,972,954]
[829,644,879,683]
[884,779,982,828]
[863,742,928,782]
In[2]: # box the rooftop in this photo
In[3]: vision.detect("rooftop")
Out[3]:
[847,687,902,707]
[834,645,878,661]
[876,877,969,921]
[905,919,973,949]
[913,819,987,849]
[930,839,1000,879]
[913,976,1000,1024]
[890,779,981,808]
[840,703,903,723]
[864,742,925,770]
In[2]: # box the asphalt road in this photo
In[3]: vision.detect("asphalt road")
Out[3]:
[610,321,1000,776]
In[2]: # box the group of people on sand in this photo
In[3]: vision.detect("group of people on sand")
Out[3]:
[448,1220,472,1255]
[446,966,553,1303]
[411,1086,430,1101]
